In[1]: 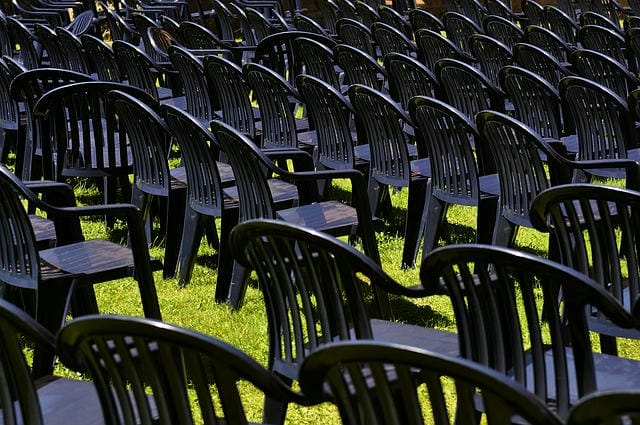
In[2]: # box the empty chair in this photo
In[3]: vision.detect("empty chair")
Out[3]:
[54,26,90,74]
[100,1,140,45]
[468,33,513,87]
[409,96,499,262]
[371,20,417,59]
[486,0,525,24]
[244,7,280,44]
[524,24,575,63]
[315,0,340,34]
[559,76,640,181]
[65,9,95,36]
[569,48,639,99]
[513,42,574,86]
[57,315,306,425]
[543,5,579,45]
[293,36,341,90]
[476,110,639,247]
[177,20,226,50]
[209,119,381,310]
[443,11,483,58]
[293,12,332,37]
[333,43,386,90]
[578,24,628,67]
[421,243,640,418]
[531,183,640,358]
[300,341,563,425]
[482,14,523,51]
[230,219,459,424]
[458,0,487,26]
[335,17,376,57]
[81,34,122,82]
[377,4,412,38]
[354,1,379,27]
[384,52,439,111]
[578,0,621,27]
[625,27,640,74]
[349,84,430,267]
[33,24,68,69]
[7,17,42,69]
[566,390,640,425]
[579,10,623,32]
[415,28,475,70]
[521,0,545,26]
[408,7,444,32]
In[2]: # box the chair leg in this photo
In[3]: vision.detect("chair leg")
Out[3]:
[402,178,430,268]
[476,196,499,245]
[34,281,73,376]
[262,374,293,425]
[163,187,187,279]
[216,209,240,304]
[131,186,152,243]
[177,205,206,287]
[421,195,448,264]
[492,213,517,247]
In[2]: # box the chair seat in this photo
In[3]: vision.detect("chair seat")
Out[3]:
[222,179,299,206]
[277,200,360,232]
[40,239,161,278]
[36,376,105,425]
[355,143,418,163]
[370,319,459,357]
[580,147,640,179]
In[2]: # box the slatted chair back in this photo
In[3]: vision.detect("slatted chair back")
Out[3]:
[315,0,340,34]
[33,24,66,69]
[80,34,122,82]
[567,390,640,425]
[0,12,13,58]
[57,315,304,425]
[65,9,95,36]
[177,20,224,50]
[543,5,579,45]
[521,0,545,26]
[354,1,379,27]
[384,52,439,112]
[513,42,574,86]
[377,4,412,38]
[415,28,475,70]
[300,340,564,425]
[443,11,483,57]
[112,40,164,100]
[6,17,41,69]
[54,27,90,74]
[482,14,523,51]
[468,33,513,87]
[578,24,628,66]
[293,13,332,37]
[335,17,376,57]
[579,10,622,31]
[408,8,444,32]
[293,36,341,90]
[333,43,386,90]
[531,183,640,356]
[0,58,21,167]
[569,48,639,99]
[100,1,140,45]
[421,243,638,418]
[371,20,417,59]
[244,7,280,44]
[458,0,487,26]
[524,24,575,63]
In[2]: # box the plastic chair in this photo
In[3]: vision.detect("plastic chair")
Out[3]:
[244,6,280,44]
[0,162,161,342]
[486,0,525,24]
[371,20,417,59]
[349,84,430,267]
[315,0,340,34]
[409,96,499,262]
[442,11,483,57]
[100,1,141,45]
[54,26,90,74]
[579,10,623,32]
[176,20,225,50]
[292,36,341,90]
[0,57,22,168]
[524,24,575,63]
[531,183,640,358]
[383,52,439,111]
[300,340,563,425]
[354,0,379,27]
[468,33,513,87]
[559,76,640,180]
[521,0,545,26]
[625,27,640,75]
[33,24,67,69]
[458,0,487,26]
[65,9,95,35]
[475,110,640,247]
[578,24,628,67]
[209,119,381,310]
[293,12,333,37]
[415,28,475,70]
[57,315,306,425]
[513,42,574,86]
[408,7,444,32]
[0,298,105,423]
[335,17,376,57]
[377,4,412,38]
[229,219,459,423]
[333,43,386,90]
[481,14,523,51]
[543,5,579,45]
[420,243,640,418]
[80,34,122,82]
[569,48,639,99]
[6,17,42,69]
[566,390,640,425]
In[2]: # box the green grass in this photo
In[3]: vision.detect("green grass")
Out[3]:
[50,176,640,423]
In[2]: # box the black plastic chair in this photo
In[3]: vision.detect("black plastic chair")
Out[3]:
[0,162,161,346]
[100,1,141,45]
[521,0,545,26]
[569,48,639,99]
[487,0,525,24]
[300,340,563,425]
[383,52,439,111]
[468,33,513,87]
[33,23,67,69]
[524,24,575,64]
[210,119,381,310]
[458,0,487,26]
[108,89,187,279]
[420,243,640,418]
[0,57,23,169]
[578,24,628,67]
[0,298,105,423]
[371,20,417,59]
[65,9,95,35]
[230,218,458,424]
[409,96,499,263]
[559,76,640,181]
[349,84,430,268]
[293,12,333,37]
[513,42,574,86]
[415,27,475,70]
[482,14,523,51]
[315,0,340,34]
[57,315,306,425]
[566,390,640,425]
[6,17,42,69]
[354,0,379,27]
[530,184,640,356]
[80,34,122,82]
[543,5,579,45]
[443,11,483,58]
[579,10,623,32]
[377,4,412,38]
[292,36,341,90]
[499,65,576,152]
[335,17,376,57]
[333,43,386,90]
[408,7,444,32]
[54,26,90,74]
[244,6,280,44]
[476,110,640,247]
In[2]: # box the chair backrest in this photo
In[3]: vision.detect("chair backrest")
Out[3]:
[292,36,340,90]
[420,243,637,417]
[566,390,640,425]
[203,55,256,137]
[0,297,59,425]
[6,17,41,69]
[177,21,223,50]
[577,0,619,25]
[108,89,170,199]
[415,28,473,70]
[56,315,302,425]
[458,0,487,25]
[296,74,357,170]
[333,43,386,90]
[112,40,162,100]
[335,17,376,57]
[65,9,95,35]
[100,1,140,45]
[383,52,439,111]
[559,76,635,167]
[162,104,225,218]
[244,7,279,44]
[499,65,565,139]
[443,12,483,57]
[229,219,407,381]
[168,45,218,123]
[524,24,574,63]
[435,58,505,121]
[0,13,13,58]
[293,13,332,37]
[54,27,90,74]
[9,68,93,180]
[530,183,640,348]
[209,120,278,222]
[80,34,122,82]
[543,5,579,45]
[408,8,444,32]
[243,62,302,150]
[371,20,416,59]
[0,58,20,158]
[409,96,484,205]
[521,0,545,26]
[513,42,573,86]
[468,33,513,86]
[377,4,411,37]
[210,0,239,42]
[354,1,379,27]
[579,10,622,31]
[577,24,627,66]
[482,14,523,50]
[34,24,68,70]
[299,340,564,425]
[146,26,178,63]
[315,0,340,34]
[569,48,639,99]
[348,84,413,188]
[33,81,154,182]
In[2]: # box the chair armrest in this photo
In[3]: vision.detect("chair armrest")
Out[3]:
[569,158,640,190]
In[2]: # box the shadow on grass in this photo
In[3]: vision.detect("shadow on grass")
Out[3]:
[389,295,454,328]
